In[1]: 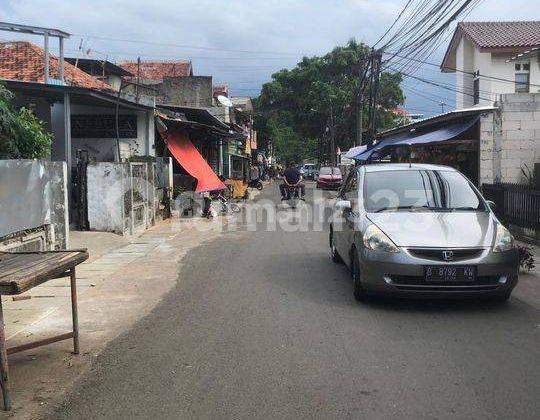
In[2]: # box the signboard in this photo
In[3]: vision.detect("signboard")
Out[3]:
[250,130,257,150]
[71,115,137,139]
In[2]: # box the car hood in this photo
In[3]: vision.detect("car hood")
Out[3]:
[367,211,495,248]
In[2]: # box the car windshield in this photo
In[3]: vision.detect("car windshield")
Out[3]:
[363,169,485,212]
[319,167,340,175]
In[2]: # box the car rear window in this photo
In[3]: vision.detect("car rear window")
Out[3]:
[363,170,485,212]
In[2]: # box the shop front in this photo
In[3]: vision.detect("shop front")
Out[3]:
[353,107,494,185]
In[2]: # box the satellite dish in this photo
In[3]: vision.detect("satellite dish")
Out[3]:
[217,95,233,107]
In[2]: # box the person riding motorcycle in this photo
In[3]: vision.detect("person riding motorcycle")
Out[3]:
[279,162,305,201]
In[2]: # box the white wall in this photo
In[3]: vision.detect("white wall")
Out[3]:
[456,37,475,109]
[456,36,540,108]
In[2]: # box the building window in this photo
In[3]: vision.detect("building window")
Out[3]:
[515,62,530,93]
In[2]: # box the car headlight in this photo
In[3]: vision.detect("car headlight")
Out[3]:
[363,224,400,253]
[493,223,514,252]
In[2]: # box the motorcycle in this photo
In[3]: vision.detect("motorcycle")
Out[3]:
[284,185,302,209]
[248,178,263,190]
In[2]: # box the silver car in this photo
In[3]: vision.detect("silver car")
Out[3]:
[329,163,519,302]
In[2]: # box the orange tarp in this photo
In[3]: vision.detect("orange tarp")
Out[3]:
[165,130,226,193]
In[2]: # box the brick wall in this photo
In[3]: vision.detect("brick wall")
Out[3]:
[480,93,540,184]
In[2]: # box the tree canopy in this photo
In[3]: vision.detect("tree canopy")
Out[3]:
[0,84,52,159]
[253,40,404,163]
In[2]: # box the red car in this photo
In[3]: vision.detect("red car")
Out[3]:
[316,167,342,190]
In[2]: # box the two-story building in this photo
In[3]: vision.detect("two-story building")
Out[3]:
[441,21,540,108]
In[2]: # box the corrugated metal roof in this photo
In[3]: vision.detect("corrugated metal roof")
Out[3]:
[377,105,496,138]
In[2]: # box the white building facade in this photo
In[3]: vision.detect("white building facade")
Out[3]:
[441,21,540,109]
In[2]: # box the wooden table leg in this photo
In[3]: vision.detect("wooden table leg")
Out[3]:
[70,268,80,355]
[0,297,11,410]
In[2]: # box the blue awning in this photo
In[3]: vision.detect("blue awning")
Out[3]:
[344,145,367,158]
[354,116,479,161]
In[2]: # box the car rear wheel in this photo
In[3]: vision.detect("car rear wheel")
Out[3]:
[351,249,366,302]
[329,229,343,264]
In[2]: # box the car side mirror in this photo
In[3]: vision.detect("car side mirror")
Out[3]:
[335,199,351,211]
[486,200,496,211]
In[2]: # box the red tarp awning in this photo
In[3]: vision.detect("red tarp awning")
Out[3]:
[165,130,226,192]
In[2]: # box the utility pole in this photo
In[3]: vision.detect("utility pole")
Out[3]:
[356,58,366,147]
[356,88,363,147]
[136,56,141,103]
[366,49,382,146]
[329,100,336,166]
[43,31,49,84]
[440,101,446,113]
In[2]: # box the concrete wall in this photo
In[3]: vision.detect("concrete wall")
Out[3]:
[479,93,540,184]
[87,160,172,234]
[70,104,155,164]
[456,37,540,108]
[0,159,69,249]
[87,162,129,234]
[157,76,213,107]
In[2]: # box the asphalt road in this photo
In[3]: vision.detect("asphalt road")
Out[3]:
[54,182,540,419]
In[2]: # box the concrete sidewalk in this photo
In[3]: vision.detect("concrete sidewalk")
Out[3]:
[1,217,225,419]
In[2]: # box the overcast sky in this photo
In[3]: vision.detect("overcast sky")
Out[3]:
[2,0,539,116]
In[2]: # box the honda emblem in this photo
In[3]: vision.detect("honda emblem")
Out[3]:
[442,250,454,261]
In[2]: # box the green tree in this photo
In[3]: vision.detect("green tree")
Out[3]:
[254,40,404,163]
[0,84,52,159]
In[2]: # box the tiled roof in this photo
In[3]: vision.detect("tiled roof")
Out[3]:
[0,41,112,90]
[458,21,540,49]
[213,83,229,97]
[119,60,193,80]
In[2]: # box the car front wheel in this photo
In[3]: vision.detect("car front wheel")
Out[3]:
[330,229,343,264]
[351,249,366,302]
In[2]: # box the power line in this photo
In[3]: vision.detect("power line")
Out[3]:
[402,84,453,105]
[63,48,300,61]
[385,64,494,102]
[385,51,540,89]
[381,0,483,76]
[70,33,306,57]
[373,0,415,48]
[389,57,503,99]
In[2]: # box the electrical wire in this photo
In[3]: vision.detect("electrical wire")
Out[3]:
[373,0,415,48]
[70,33,305,56]
[385,64,494,102]
[385,51,540,89]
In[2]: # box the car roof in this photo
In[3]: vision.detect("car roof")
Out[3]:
[362,163,457,173]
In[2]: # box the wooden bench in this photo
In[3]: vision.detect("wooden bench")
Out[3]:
[0,250,89,410]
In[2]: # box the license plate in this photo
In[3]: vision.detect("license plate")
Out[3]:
[424,266,476,282]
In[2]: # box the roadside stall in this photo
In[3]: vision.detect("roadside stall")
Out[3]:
[353,107,493,185]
